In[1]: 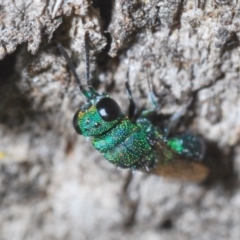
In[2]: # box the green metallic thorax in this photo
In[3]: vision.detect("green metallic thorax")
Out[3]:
[92,117,158,169]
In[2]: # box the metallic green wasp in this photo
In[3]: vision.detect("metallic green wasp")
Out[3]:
[57,32,209,182]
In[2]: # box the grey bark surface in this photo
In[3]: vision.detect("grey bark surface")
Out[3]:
[0,0,240,240]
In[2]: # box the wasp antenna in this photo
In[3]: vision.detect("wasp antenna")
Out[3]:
[84,31,99,96]
[84,31,90,85]
[125,59,136,119]
[56,42,90,99]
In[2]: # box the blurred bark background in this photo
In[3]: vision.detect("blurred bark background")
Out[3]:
[0,0,240,239]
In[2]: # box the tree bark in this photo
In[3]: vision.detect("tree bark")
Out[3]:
[0,1,240,240]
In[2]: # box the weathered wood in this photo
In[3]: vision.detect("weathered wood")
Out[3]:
[0,1,240,239]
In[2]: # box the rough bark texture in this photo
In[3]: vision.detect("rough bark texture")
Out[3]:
[0,0,240,240]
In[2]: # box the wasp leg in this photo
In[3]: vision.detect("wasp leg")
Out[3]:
[125,66,161,121]
[145,65,161,112]
[139,75,160,118]
[162,98,193,140]
[139,109,156,117]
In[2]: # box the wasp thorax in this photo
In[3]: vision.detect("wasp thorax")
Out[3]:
[73,97,122,137]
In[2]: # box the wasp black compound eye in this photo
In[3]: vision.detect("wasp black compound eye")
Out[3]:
[73,110,82,134]
[96,98,121,121]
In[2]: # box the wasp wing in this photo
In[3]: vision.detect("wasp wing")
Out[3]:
[148,140,209,182]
